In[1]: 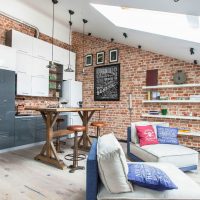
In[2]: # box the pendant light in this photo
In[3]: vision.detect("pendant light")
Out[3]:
[82,19,88,74]
[64,10,75,72]
[47,0,58,68]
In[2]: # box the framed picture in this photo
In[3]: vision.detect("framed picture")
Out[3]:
[96,51,105,65]
[94,64,120,101]
[109,49,118,63]
[85,54,93,66]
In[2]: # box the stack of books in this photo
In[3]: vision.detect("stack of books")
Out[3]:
[148,111,160,115]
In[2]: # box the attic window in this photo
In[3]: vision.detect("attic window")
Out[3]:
[91,3,200,43]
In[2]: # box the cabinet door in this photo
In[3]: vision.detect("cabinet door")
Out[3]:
[15,117,35,146]
[33,38,52,61]
[0,45,16,71]
[35,117,46,142]
[63,52,76,81]
[32,57,49,78]
[53,46,65,64]
[0,69,15,103]
[11,30,33,55]
[16,73,32,96]
[0,108,15,149]
[16,52,33,74]
[31,76,49,97]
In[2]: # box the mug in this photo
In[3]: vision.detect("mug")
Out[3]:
[161,109,167,115]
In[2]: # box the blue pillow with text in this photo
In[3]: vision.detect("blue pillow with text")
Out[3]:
[128,163,177,191]
[156,126,179,145]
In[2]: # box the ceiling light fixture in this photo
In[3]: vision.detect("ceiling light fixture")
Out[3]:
[82,18,88,74]
[190,48,194,55]
[194,60,198,65]
[123,32,128,38]
[47,0,58,68]
[64,10,75,72]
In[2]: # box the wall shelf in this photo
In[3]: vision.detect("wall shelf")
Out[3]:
[142,83,200,90]
[143,100,200,103]
[178,131,200,137]
[142,114,200,120]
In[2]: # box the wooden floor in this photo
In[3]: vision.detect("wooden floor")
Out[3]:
[0,140,86,200]
[0,141,199,200]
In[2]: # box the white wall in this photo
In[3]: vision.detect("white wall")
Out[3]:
[0,0,70,44]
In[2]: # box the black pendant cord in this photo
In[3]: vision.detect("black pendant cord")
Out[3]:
[68,18,72,70]
[65,10,74,72]
[82,22,85,73]
[82,19,88,74]
[52,2,55,63]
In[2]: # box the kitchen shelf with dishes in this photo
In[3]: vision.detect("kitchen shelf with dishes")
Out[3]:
[49,65,63,98]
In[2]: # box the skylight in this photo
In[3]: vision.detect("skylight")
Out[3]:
[91,3,200,43]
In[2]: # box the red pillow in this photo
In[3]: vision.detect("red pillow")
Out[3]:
[136,125,158,147]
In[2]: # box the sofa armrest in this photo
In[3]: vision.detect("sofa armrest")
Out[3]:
[86,139,99,200]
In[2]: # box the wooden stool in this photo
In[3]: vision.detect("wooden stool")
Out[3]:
[55,118,65,153]
[91,121,106,138]
[64,125,86,173]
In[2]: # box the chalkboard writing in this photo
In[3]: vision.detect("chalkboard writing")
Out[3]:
[94,64,120,101]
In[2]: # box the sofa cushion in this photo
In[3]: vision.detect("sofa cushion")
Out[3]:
[131,121,169,144]
[157,126,179,145]
[128,163,177,191]
[97,133,133,193]
[136,125,158,146]
[97,163,200,200]
[129,143,199,168]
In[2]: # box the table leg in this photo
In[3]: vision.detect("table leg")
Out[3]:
[34,112,65,170]
[78,111,94,151]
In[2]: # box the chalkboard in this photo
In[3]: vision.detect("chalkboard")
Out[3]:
[94,64,120,101]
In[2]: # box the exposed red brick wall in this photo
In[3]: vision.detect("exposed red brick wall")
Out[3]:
[1,14,200,148]
[72,31,200,148]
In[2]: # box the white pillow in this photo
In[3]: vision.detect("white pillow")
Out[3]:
[131,121,169,144]
[97,133,133,193]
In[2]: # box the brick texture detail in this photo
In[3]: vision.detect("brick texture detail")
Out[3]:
[72,31,200,148]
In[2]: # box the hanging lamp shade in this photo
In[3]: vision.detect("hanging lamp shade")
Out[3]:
[64,10,75,72]
[47,0,58,68]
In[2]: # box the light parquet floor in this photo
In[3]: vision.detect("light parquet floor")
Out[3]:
[0,141,199,200]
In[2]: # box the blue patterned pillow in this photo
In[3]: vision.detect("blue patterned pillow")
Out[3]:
[128,163,177,191]
[156,126,179,145]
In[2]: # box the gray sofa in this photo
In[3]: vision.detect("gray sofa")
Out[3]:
[86,139,200,200]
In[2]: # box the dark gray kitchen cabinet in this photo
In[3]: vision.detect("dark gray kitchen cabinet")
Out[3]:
[35,116,46,142]
[0,69,15,150]
[15,117,35,146]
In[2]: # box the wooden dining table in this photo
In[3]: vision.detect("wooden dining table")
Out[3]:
[25,107,105,169]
